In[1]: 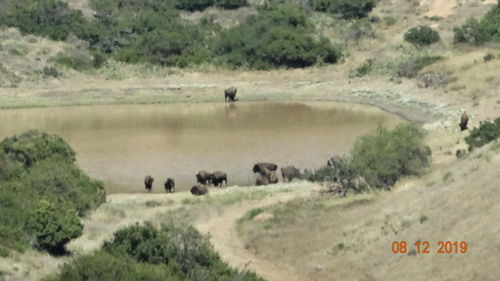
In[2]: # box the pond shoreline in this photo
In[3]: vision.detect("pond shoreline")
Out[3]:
[0,85,450,124]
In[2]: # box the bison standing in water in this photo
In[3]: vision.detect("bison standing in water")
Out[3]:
[212,171,227,187]
[164,178,175,193]
[191,184,209,196]
[253,162,279,186]
[224,87,237,102]
[144,175,154,192]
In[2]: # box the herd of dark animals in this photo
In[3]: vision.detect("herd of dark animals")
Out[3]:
[143,87,472,195]
[143,163,310,196]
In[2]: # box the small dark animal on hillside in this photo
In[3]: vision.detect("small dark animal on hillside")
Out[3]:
[191,184,209,196]
[144,175,154,192]
[459,112,469,131]
[196,170,214,186]
[212,171,227,187]
[456,149,467,159]
[224,87,237,102]
[164,178,175,193]
[281,165,303,182]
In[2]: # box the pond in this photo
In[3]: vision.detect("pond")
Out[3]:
[0,102,403,193]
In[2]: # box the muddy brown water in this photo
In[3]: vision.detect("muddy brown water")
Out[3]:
[0,102,403,193]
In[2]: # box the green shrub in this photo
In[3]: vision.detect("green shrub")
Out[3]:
[0,0,87,41]
[351,124,431,188]
[51,50,94,71]
[404,25,440,47]
[465,118,500,151]
[384,16,396,26]
[26,200,83,254]
[311,0,376,19]
[46,223,266,281]
[349,59,373,77]
[0,130,75,168]
[0,131,105,255]
[215,0,247,9]
[175,0,214,11]
[214,3,341,69]
[454,2,500,45]
[42,66,61,78]
[484,53,495,62]
[44,250,179,281]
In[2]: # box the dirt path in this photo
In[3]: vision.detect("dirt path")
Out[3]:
[421,0,457,17]
[195,186,318,281]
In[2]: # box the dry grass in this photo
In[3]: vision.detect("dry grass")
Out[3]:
[237,142,500,281]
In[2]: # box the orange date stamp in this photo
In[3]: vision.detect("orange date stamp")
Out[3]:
[391,241,468,254]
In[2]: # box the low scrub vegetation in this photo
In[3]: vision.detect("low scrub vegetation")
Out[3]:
[310,124,431,190]
[214,3,341,69]
[44,223,265,281]
[454,1,500,45]
[0,130,105,255]
[0,0,339,70]
[404,25,440,47]
[465,117,500,151]
[351,124,431,188]
[311,0,376,19]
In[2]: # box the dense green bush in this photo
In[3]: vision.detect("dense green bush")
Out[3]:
[311,0,376,19]
[26,200,83,254]
[465,117,500,151]
[176,0,214,11]
[0,0,87,40]
[350,124,431,188]
[214,3,341,69]
[0,130,75,168]
[454,2,500,45]
[404,25,440,47]
[45,223,266,281]
[1,0,341,69]
[0,131,105,255]
[215,0,247,9]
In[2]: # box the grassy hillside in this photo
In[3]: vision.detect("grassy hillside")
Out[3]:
[0,0,499,281]
[237,141,500,281]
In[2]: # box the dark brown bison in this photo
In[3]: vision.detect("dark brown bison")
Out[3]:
[456,149,467,159]
[212,171,227,187]
[281,165,304,182]
[253,163,278,174]
[144,175,154,192]
[164,178,175,193]
[459,112,469,131]
[253,162,278,185]
[191,184,209,196]
[224,87,237,102]
[196,170,214,186]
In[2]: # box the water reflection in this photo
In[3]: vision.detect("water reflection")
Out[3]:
[0,102,403,193]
